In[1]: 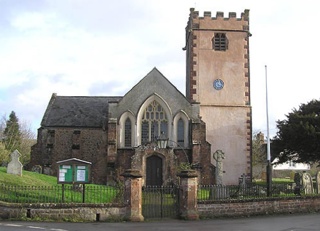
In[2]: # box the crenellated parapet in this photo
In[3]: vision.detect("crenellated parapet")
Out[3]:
[187,8,250,34]
[190,8,249,22]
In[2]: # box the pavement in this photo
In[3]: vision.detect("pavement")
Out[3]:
[1,213,320,231]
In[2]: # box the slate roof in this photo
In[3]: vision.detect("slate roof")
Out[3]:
[41,94,122,128]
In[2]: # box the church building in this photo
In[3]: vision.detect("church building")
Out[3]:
[30,8,252,186]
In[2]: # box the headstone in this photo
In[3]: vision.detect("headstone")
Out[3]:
[213,150,224,185]
[302,172,313,194]
[7,150,23,176]
[294,172,302,195]
[316,171,320,194]
[31,165,42,174]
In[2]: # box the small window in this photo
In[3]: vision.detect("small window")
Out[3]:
[177,119,184,147]
[212,33,228,51]
[72,144,80,150]
[124,118,132,147]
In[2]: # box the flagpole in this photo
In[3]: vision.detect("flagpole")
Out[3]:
[265,65,272,196]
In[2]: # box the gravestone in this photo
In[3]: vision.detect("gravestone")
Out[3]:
[294,172,302,195]
[31,165,42,174]
[302,172,313,194]
[7,149,23,176]
[316,171,320,194]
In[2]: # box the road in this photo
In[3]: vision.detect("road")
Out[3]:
[0,213,319,231]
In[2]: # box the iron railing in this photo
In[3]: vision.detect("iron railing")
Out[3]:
[0,184,124,204]
[198,183,313,202]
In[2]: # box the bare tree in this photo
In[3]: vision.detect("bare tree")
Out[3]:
[0,112,36,166]
[19,120,36,164]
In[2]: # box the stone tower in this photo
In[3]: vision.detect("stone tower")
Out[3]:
[184,8,252,184]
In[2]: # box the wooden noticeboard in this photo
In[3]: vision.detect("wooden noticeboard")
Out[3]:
[56,158,91,184]
[58,165,73,183]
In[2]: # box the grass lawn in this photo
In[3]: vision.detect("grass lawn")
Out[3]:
[0,167,122,204]
[0,167,57,186]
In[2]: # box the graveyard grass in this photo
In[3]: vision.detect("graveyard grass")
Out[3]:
[0,167,56,186]
[0,167,122,203]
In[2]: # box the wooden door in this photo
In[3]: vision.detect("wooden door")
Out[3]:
[146,155,163,186]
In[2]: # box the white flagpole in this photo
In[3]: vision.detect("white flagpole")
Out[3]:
[265,65,272,196]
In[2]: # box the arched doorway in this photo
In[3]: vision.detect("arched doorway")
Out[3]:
[146,155,163,186]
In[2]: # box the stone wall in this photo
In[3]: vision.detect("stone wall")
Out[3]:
[198,197,320,218]
[30,117,214,186]
[0,202,126,222]
[30,127,109,184]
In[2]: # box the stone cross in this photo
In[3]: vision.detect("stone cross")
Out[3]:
[213,150,225,185]
[7,149,23,176]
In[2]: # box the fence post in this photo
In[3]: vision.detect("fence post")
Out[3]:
[121,169,144,222]
[177,170,199,220]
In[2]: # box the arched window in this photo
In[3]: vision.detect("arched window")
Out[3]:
[173,111,189,148]
[124,118,132,147]
[119,111,135,148]
[141,100,168,144]
[177,118,184,147]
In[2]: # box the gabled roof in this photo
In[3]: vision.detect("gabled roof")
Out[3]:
[122,67,187,101]
[40,68,198,128]
[56,158,92,165]
[41,94,122,128]
[109,67,198,119]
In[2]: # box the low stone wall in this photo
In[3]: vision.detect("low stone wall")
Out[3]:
[0,202,126,222]
[3,197,320,222]
[198,196,320,218]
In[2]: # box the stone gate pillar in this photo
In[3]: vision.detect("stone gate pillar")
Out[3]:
[177,170,199,220]
[122,169,144,222]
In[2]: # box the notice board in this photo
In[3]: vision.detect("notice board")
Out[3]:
[57,158,91,184]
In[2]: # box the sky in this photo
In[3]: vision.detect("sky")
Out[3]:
[0,0,319,139]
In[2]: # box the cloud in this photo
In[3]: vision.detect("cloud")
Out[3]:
[1,0,320,139]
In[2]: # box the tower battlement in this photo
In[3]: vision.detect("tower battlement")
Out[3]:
[189,8,249,21]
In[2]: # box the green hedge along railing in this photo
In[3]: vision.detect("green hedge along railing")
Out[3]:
[198,182,316,201]
[0,184,124,204]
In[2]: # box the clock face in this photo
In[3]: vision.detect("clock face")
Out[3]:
[213,79,224,90]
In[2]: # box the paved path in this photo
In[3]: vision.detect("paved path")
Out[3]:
[1,213,320,231]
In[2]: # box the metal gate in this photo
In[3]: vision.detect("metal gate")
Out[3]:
[142,185,179,219]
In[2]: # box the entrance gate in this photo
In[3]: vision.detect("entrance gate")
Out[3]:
[142,186,179,219]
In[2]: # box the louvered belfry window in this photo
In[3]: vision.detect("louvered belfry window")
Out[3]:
[213,33,228,51]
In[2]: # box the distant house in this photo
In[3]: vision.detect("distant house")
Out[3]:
[272,158,310,171]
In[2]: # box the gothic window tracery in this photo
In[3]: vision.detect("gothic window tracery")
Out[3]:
[141,100,168,144]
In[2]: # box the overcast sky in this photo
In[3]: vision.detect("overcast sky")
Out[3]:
[1,0,319,139]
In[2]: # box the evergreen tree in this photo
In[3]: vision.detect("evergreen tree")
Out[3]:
[272,99,320,164]
[3,111,22,153]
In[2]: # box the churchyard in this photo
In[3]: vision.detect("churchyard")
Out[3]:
[1,150,320,221]
[1,164,320,222]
